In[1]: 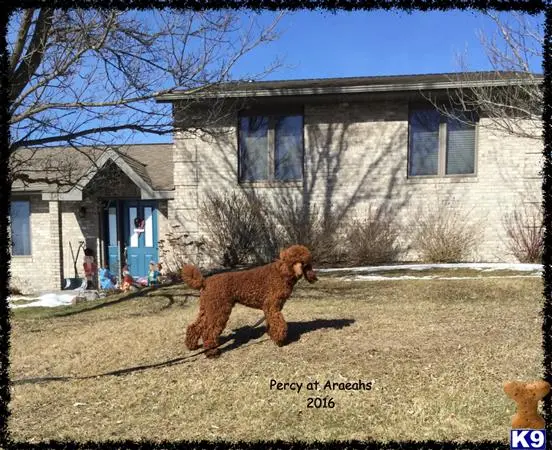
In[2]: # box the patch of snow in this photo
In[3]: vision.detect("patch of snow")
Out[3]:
[343,275,436,281]
[318,263,543,273]
[9,293,75,309]
[341,274,541,282]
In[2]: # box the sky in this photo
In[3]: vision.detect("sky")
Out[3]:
[9,9,544,146]
[233,10,543,80]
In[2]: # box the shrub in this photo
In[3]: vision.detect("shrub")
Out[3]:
[199,191,279,267]
[344,206,402,265]
[411,202,481,263]
[503,206,543,263]
[268,198,343,266]
[9,284,22,296]
[158,229,205,280]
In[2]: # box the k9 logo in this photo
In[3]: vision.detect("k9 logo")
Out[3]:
[510,430,546,450]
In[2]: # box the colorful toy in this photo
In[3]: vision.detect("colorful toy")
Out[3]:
[504,380,550,429]
[82,248,97,289]
[148,261,161,286]
[99,266,117,290]
[121,264,137,292]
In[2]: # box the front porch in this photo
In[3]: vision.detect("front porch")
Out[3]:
[10,146,174,294]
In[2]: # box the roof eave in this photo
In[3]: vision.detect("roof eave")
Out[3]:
[155,78,543,102]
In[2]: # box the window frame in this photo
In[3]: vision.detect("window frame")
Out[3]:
[237,106,305,184]
[10,198,32,257]
[407,103,479,179]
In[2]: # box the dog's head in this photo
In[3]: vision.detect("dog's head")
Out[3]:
[279,245,318,283]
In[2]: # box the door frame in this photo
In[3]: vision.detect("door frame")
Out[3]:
[102,199,159,280]
[121,200,159,278]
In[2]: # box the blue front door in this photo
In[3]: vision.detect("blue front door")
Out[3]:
[122,201,159,278]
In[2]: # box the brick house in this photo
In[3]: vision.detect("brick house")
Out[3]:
[10,72,542,293]
[10,145,174,293]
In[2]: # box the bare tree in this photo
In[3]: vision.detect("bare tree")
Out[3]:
[427,12,543,141]
[8,9,283,185]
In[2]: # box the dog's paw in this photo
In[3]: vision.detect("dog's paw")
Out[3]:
[185,341,202,351]
[205,348,221,358]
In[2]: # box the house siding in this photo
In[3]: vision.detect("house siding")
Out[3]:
[170,96,542,264]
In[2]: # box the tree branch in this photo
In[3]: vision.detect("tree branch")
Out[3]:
[13,123,172,149]
[9,9,36,73]
[10,8,54,102]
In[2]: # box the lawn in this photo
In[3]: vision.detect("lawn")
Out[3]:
[8,272,544,443]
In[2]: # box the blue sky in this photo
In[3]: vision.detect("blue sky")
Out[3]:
[232,10,543,80]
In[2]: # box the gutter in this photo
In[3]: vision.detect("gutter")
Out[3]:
[155,78,543,102]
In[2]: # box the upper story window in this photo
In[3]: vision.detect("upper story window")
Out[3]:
[408,106,477,177]
[10,200,31,255]
[238,112,304,182]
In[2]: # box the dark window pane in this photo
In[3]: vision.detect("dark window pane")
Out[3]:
[239,116,269,181]
[446,113,476,175]
[275,115,303,181]
[409,109,440,176]
[10,200,31,255]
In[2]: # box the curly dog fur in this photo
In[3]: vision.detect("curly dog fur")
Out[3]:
[181,245,318,358]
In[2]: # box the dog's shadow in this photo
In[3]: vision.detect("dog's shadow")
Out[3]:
[218,318,355,355]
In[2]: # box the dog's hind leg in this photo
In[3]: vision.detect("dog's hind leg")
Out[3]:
[185,301,206,351]
[202,303,233,358]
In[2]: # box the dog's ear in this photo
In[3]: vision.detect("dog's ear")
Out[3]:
[276,259,294,278]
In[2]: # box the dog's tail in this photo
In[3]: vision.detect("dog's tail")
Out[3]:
[181,264,205,290]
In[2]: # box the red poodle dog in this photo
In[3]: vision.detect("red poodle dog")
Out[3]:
[181,245,318,357]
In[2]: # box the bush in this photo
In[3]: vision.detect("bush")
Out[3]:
[411,202,481,263]
[158,225,206,278]
[198,191,347,267]
[9,285,22,296]
[268,198,343,266]
[503,206,543,263]
[344,206,402,265]
[199,191,279,267]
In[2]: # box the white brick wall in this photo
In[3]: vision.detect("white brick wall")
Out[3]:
[169,97,543,264]
[60,200,100,281]
[10,196,56,293]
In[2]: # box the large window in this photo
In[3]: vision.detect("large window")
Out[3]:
[239,113,304,182]
[408,107,477,177]
[10,200,31,255]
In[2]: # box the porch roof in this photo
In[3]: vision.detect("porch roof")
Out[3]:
[11,143,174,200]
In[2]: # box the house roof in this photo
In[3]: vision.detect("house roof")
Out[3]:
[11,143,174,197]
[155,71,543,102]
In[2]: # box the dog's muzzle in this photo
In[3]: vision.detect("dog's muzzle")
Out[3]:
[303,265,318,283]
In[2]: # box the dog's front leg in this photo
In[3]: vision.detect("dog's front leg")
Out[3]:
[263,303,287,347]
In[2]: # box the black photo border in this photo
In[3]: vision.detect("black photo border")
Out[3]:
[0,1,549,449]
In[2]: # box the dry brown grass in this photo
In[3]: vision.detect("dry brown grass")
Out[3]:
[9,275,543,443]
